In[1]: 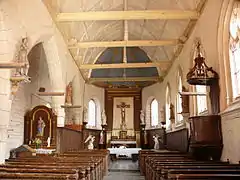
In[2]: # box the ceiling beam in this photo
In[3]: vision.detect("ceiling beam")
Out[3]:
[88,76,162,83]
[0,62,25,69]
[69,40,180,49]
[79,62,171,70]
[57,10,199,22]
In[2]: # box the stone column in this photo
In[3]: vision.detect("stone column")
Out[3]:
[54,106,65,127]
[0,125,8,163]
[182,113,191,136]
[159,106,166,127]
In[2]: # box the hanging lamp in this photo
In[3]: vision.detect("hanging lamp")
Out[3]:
[186,40,218,85]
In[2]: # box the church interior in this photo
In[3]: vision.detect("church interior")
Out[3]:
[1,0,240,179]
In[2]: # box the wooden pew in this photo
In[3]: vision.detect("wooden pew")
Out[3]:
[139,149,189,175]
[140,149,240,180]
[1,149,109,180]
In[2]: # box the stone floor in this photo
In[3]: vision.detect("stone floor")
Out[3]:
[103,160,145,180]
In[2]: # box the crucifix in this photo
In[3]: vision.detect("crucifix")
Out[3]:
[117,102,130,130]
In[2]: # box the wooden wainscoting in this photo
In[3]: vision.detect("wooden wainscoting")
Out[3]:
[57,127,83,153]
[166,128,189,152]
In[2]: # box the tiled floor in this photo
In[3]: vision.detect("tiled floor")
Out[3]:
[103,160,145,180]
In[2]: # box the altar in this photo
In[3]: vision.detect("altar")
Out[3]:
[110,140,137,148]
[108,147,141,161]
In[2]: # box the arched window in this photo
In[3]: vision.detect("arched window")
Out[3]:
[229,7,240,98]
[88,99,96,127]
[165,84,171,129]
[176,69,183,122]
[196,85,208,114]
[150,99,158,126]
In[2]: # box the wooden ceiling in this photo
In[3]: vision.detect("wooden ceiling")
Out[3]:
[43,0,207,88]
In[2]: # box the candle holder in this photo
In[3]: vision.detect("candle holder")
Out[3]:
[101,124,107,131]
[82,121,88,130]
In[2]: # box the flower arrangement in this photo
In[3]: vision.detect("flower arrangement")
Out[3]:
[33,138,42,149]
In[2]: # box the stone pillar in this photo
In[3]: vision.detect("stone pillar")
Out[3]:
[54,106,65,127]
[159,106,165,127]
[0,125,8,163]
[135,131,141,148]
[182,113,191,137]
[106,131,112,148]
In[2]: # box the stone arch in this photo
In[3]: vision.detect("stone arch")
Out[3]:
[218,0,236,110]
[28,34,65,127]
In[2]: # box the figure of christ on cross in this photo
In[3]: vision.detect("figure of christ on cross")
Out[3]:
[117,102,130,130]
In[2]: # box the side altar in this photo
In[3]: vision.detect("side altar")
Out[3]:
[24,105,57,149]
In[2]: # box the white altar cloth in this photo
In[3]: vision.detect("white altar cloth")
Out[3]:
[110,140,136,144]
[108,148,141,158]
[35,149,56,154]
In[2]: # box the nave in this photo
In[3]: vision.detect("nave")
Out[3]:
[2,149,240,179]
[103,160,144,180]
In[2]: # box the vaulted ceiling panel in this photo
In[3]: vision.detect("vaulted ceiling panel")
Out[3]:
[161,20,189,39]
[43,0,207,87]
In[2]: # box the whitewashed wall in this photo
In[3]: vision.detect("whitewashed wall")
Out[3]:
[0,0,104,162]
[143,0,240,163]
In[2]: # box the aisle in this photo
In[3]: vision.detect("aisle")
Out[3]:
[103,160,145,180]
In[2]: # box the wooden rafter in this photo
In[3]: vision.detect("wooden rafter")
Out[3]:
[79,62,171,70]
[69,40,180,49]
[57,10,199,22]
[0,63,25,69]
[88,76,161,83]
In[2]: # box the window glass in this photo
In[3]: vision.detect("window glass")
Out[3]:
[88,99,96,126]
[151,99,158,126]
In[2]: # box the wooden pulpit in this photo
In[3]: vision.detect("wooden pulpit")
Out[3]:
[24,105,57,148]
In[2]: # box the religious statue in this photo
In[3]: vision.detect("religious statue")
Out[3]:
[153,135,159,150]
[15,37,30,76]
[47,137,51,147]
[99,131,104,144]
[37,116,46,136]
[84,135,95,149]
[169,103,175,120]
[101,110,107,125]
[65,81,73,106]
[140,110,145,124]
[181,86,190,113]
[83,106,88,123]
[144,130,148,145]
[117,102,130,131]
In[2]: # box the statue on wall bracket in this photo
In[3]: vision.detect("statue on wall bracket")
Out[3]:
[10,37,31,95]
[65,81,73,106]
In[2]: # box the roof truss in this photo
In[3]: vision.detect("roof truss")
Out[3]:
[57,10,199,22]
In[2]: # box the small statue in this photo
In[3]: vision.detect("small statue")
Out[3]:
[140,110,145,124]
[181,86,190,113]
[83,106,88,123]
[101,110,107,125]
[84,135,95,149]
[153,135,159,150]
[99,131,104,144]
[169,103,175,120]
[15,37,29,76]
[65,81,73,106]
[47,137,51,147]
[37,116,46,136]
